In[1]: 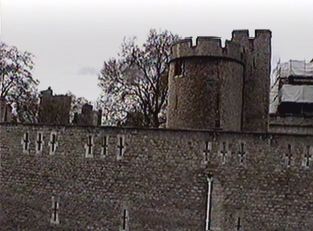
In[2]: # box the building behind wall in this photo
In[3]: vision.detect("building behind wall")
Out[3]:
[2,30,313,230]
[269,60,313,134]
[72,103,102,126]
[38,87,72,125]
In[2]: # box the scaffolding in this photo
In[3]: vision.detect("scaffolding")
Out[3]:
[270,60,313,115]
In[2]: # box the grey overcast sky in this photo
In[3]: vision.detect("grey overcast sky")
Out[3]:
[1,0,313,101]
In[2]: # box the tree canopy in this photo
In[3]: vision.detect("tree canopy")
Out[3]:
[98,29,179,127]
[66,91,90,122]
[0,42,39,122]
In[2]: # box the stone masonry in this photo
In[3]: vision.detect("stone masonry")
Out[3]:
[1,124,313,230]
[0,29,313,230]
[167,30,271,132]
[38,87,72,125]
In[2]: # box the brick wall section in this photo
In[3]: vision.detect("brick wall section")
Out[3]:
[1,123,313,230]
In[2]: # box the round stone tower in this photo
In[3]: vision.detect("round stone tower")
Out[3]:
[166,37,245,131]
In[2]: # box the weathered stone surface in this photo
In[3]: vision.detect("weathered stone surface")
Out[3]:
[167,58,244,131]
[167,30,272,133]
[1,29,312,231]
[1,123,313,230]
[232,30,272,132]
[38,88,71,125]
[269,115,313,134]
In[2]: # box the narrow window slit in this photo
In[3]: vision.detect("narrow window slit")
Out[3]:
[174,60,184,76]
[21,132,30,153]
[219,142,228,164]
[49,132,58,155]
[238,142,246,165]
[101,136,108,157]
[84,134,94,158]
[285,144,293,167]
[203,141,212,163]
[303,145,311,168]
[36,132,44,154]
[117,135,125,160]
[236,217,242,231]
[121,208,128,231]
[50,196,59,225]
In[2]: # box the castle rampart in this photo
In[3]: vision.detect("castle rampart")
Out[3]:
[1,29,312,231]
[1,122,313,230]
[269,115,313,134]
[171,37,243,62]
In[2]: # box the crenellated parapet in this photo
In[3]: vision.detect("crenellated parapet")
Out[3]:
[1,122,313,171]
[171,29,271,63]
[171,36,243,63]
[231,29,272,50]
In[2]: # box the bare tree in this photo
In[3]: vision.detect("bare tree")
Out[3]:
[0,42,39,122]
[98,29,179,127]
[66,91,90,122]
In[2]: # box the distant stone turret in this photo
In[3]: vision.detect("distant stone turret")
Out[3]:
[73,103,102,126]
[38,87,72,125]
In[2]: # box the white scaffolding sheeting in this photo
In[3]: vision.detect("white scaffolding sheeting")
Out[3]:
[270,60,313,113]
[280,85,313,103]
[277,60,313,78]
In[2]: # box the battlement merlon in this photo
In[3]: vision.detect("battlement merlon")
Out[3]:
[170,37,243,63]
[232,29,272,39]
[231,29,272,47]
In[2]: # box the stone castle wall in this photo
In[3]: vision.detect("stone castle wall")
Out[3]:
[38,94,72,125]
[232,30,272,132]
[269,115,313,134]
[1,123,313,230]
[167,30,272,133]
[167,37,244,131]
[167,57,244,131]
